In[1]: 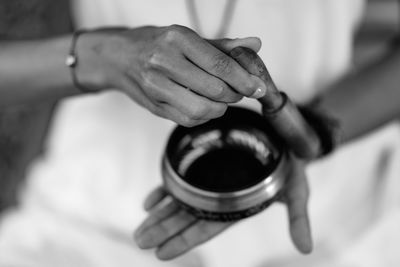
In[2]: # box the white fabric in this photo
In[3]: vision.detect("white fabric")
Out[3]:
[3,1,400,267]
[72,0,364,103]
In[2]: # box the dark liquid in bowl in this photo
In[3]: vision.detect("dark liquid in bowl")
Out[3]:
[183,145,267,192]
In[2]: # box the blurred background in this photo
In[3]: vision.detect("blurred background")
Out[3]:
[0,0,399,266]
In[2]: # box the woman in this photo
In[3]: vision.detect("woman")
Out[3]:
[1,0,400,266]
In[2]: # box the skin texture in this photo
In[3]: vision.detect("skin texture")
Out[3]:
[133,38,400,262]
[0,25,266,127]
[74,26,266,127]
[320,46,400,143]
[134,156,311,260]
[132,33,400,262]
[133,37,314,261]
[2,14,400,262]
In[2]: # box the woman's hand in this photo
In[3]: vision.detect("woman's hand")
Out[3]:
[76,25,266,126]
[134,156,312,260]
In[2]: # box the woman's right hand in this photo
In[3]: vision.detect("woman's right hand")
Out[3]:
[75,25,267,126]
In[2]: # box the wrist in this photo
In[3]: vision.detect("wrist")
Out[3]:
[298,102,341,158]
[68,29,122,93]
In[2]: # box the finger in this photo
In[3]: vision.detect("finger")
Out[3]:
[144,186,168,211]
[163,58,242,103]
[285,160,313,254]
[158,103,210,127]
[140,70,228,126]
[134,197,180,241]
[178,30,267,99]
[209,37,262,53]
[156,220,234,260]
[136,209,198,249]
[118,76,159,112]
[229,46,281,105]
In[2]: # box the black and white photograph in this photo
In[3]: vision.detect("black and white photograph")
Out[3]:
[0,0,399,266]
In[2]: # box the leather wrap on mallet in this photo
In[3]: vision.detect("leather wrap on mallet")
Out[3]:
[230,47,321,159]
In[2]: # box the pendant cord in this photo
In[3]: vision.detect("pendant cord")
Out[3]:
[186,0,238,38]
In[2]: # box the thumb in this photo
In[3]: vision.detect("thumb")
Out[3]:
[209,37,262,53]
[287,198,313,254]
[285,158,313,254]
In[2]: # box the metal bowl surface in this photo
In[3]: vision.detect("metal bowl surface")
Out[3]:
[162,107,291,221]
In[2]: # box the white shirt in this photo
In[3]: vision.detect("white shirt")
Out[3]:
[4,1,400,267]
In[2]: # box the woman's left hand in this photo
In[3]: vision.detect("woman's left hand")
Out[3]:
[134,156,312,260]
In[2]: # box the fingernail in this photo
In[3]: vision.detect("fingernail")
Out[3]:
[143,201,152,211]
[133,230,152,249]
[133,231,144,248]
[156,246,176,261]
[250,86,266,99]
[297,229,313,254]
[134,234,152,249]
[134,235,145,249]
[301,240,313,254]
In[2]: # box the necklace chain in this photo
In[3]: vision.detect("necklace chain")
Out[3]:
[186,0,238,38]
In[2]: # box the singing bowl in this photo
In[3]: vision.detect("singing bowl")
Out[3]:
[161,107,292,221]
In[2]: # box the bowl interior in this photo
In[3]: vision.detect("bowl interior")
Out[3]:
[166,107,284,193]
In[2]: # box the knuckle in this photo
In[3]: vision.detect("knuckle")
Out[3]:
[211,53,233,76]
[140,71,156,90]
[212,104,228,118]
[163,24,191,43]
[180,116,198,127]
[217,39,230,50]
[209,85,243,103]
[242,79,258,96]
[187,105,208,121]
[147,50,166,69]
[208,84,226,100]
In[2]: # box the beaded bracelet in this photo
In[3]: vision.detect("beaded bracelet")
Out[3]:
[65,29,94,93]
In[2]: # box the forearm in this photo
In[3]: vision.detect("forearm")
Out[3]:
[0,26,267,128]
[0,36,80,106]
[319,47,400,144]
